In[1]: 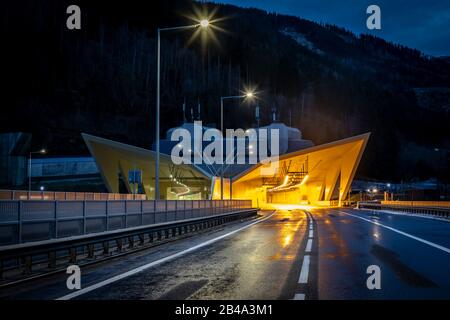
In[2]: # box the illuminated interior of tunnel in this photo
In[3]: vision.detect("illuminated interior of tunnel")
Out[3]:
[229,133,370,209]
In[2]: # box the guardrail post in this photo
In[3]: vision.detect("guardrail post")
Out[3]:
[116,238,123,252]
[128,236,134,249]
[69,248,77,263]
[22,256,32,275]
[87,244,94,259]
[48,251,56,268]
[103,241,109,255]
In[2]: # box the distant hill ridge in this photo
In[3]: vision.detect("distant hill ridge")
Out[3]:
[1,0,449,183]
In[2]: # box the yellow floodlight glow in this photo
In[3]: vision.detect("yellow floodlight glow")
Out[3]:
[271,204,317,211]
[300,174,309,185]
[283,234,292,247]
[270,175,290,192]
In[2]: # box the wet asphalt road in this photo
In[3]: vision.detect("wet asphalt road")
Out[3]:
[313,208,450,299]
[2,208,450,300]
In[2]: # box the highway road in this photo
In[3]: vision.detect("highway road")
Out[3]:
[2,208,450,300]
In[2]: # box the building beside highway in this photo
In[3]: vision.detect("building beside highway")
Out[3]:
[82,123,369,207]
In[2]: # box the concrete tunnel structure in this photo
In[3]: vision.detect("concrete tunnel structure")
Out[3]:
[82,132,370,209]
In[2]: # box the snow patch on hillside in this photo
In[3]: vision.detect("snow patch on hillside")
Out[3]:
[280,28,324,56]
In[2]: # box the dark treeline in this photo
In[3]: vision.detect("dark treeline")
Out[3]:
[1,0,450,183]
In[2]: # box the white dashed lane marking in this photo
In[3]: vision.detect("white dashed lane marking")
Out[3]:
[293,293,305,300]
[298,255,311,284]
[305,238,313,253]
[293,210,315,299]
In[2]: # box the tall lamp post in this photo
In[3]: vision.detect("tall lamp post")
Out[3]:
[219,91,255,200]
[155,19,210,200]
[28,149,46,195]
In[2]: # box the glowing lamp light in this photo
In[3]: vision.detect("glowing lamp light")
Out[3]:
[200,19,209,28]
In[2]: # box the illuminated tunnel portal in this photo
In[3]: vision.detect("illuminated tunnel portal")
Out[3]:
[229,133,370,209]
[82,132,369,207]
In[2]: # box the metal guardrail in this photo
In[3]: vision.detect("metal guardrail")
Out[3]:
[381,200,450,208]
[0,190,147,201]
[0,208,257,284]
[0,199,252,245]
[357,202,450,219]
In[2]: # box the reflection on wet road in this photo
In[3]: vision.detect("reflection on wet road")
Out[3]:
[3,207,450,300]
[77,210,311,300]
[313,208,450,299]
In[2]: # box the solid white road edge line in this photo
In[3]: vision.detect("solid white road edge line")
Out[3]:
[56,211,276,300]
[338,210,450,254]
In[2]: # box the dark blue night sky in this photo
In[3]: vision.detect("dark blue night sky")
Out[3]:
[214,0,450,57]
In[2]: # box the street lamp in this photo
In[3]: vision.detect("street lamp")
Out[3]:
[28,148,46,195]
[219,91,255,200]
[155,19,210,200]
